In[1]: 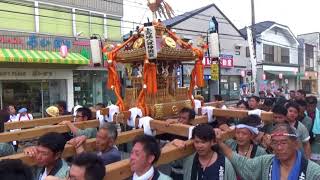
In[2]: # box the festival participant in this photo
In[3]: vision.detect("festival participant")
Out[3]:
[225,116,266,180]
[156,107,196,180]
[16,107,33,121]
[286,102,311,159]
[0,110,15,156]
[266,89,274,98]
[214,95,227,109]
[24,132,69,179]
[260,98,274,112]
[296,99,312,132]
[95,103,106,124]
[68,123,121,165]
[68,153,106,180]
[46,106,60,117]
[226,116,267,160]
[56,101,70,115]
[227,100,249,126]
[130,135,172,180]
[172,124,236,180]
[6,105,17,122]
[0,159,33,180]
[261,104,288,134]
[60,107,97,138]
[162,107,196,140]
[217,123,320,180]
[236,100,249,110]
[248,96,261,110]
[165,107,195,126]
[296,89,306,101]
[289,90,296,100]
[256,104,288,152]
[305,96,320,164]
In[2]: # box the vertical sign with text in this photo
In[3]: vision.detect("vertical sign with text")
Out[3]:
[144,26,157,59]
[211,63,219,80]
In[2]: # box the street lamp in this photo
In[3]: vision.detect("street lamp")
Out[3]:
[90,34,104,66]
[207,16,221,96]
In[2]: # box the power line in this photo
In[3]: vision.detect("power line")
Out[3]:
[1,0,317,55]
[0,0,232,28]
[0,9,134,30]
[0,0,142,25]
[0,8,238,38]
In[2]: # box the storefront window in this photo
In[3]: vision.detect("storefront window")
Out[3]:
[220,76,241,101]
[1,80,67,118]
[73,70,116,107]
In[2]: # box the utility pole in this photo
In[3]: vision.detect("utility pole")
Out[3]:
[251,0,256,52]
[251,0,257,94]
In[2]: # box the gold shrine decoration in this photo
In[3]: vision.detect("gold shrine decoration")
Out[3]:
[164,37,176,48]
[133,38,144,49]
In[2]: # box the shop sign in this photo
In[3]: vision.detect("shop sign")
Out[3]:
[144,26,157,59]
[32,70,53,77]
[26,36,88,49]
[211,63,219,80]
[0,71,26,77]
[73,40,90,46]
[27,35,72,49]
[220,54,233,68]
[203,57,212,67]
[0,70,54,78]
[0,36,23,45]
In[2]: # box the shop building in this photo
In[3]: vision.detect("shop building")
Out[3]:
[0,0,123,117]
[163,4,250,101]
[298,33,320,94]
[240,21,300,93]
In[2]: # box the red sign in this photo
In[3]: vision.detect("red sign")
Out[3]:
[73,40,90,46]
[0,36,23,45]
[203,57,212,67]
[220,54,233,68]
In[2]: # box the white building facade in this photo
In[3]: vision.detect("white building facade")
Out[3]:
[298,32,320,94]
[241,21,300,93]
[163,4,250,101]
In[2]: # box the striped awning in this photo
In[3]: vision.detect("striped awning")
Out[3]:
[0,48,89,65]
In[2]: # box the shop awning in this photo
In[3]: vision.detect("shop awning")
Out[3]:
[0,48,89,65]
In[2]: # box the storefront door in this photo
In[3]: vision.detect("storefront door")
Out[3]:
[220,76,241,101]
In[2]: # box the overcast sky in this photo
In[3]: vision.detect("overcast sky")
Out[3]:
[123,0,320,35]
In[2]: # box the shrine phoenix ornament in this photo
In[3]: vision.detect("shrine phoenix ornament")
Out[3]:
[147,0,175,20]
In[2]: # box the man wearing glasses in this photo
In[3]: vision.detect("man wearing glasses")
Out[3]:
[217,123,320,180]
[60,107,97,139]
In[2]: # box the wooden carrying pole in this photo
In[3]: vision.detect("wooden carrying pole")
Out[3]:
[0,120,99,142]
[0,116,236,180]
[105,140,194,180]
[4,107,109,131]
[0,108,273,143]
[0,128,145,165]
[4,115,73,131]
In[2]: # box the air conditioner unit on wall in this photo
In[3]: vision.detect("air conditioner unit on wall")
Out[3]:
[234,43,243,50]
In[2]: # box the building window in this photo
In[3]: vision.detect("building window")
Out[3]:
[107,19,121,41]
[0,1,35,32]
[305,44,314,69]
[281,47,289,64]
[39,5,73,36]
[246,47,250,57]
[76,10,90,38]
[263,44,274,62]
[90,13,104,38]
